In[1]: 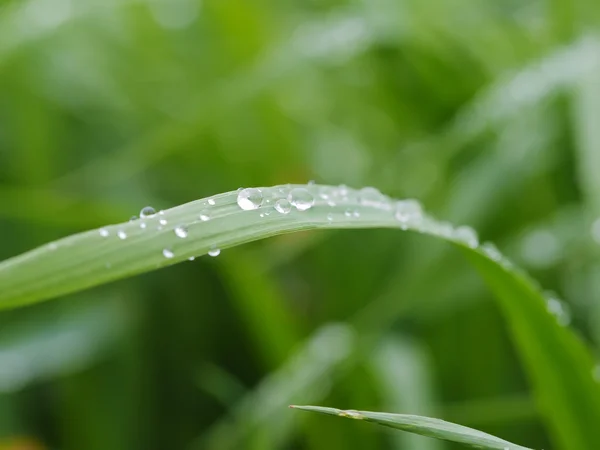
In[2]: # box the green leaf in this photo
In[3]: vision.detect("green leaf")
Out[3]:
[1,184,599,449]
[289,405,532,450]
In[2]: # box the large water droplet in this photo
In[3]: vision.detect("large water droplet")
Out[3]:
[117,230,127,240]
[163,248,174,259]
[99,228,109,237]
[237,188,263,210]
[199,210,210,221]
[275,199,292,214]
[174,225,188,238]
[395,200,423,229]
[208,247,221,257]
[140,206,156,218]
[289,188,314,211]
[453,225,479,248]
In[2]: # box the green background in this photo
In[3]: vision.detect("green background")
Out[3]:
[0,0,599,449]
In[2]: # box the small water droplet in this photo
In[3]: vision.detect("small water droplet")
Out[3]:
[208,198,216,206]
[359,187,384,207]
[163,248,174,259]
[188,256,195,261]
[129,216,138,222]
[174,225,188,238]
[159,218,168,226]
[395,199,423,229]
[275,199,292,214]
[352,210,360,218]
[159,210,165,215]
[48,243,58,251]
[208,247,221,257]
[117,230,127,240]
[237,188,264,210]
[259,213,265,218]
[140,222,147,229]
[140,206,156,218]
[289,188,314,211]
[327,213,334,222]
[344,209,353,217]
[591,218,600,244]
[453,225,479,248]
[481,242,503,261]
[546,293,571,326]
[338,184,349,196]
[99,228,109,237]
[199,210,210,221]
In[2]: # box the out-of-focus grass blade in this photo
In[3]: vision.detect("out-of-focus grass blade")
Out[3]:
[289,405,532,450]
[1,184,599,450]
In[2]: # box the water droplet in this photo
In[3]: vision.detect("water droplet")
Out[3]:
[159,210,165,215]
[481,242,503,262]
[159,218,168,226]
[140,206,156,218]
[163,248,174,259]
[237,188,263,210]
[208,247,221,257]
[344,209,353,217]
[99,228,109,237]
[453,225,479,248]
[188,256,195,261]
[338,184,349,196]
[327,213,334,221]
[129,216,138,222]
[359,187,384,207]
[259,213,265,218]
[199,210,210,221]
[48,243,58,251]
[275,199,292,214]
[289,188,314,211]
[208,198,216,206]
[117,230,127,240]
[352,210,360,218]
[591,218,600,244]
[395,199,423,229]
[140,222,147,229]
[546,294,571,326]
[174,225,188,238]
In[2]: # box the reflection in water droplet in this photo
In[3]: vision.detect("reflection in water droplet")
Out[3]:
[99,228,109,237]
[199,211,210,221]
[275,199,292,214]
[117,230,127,240]
[140,206,156,218]
[208,247,221,257]
[289,188,314,211]
[237,188,263,210]
[174,225,188,238]
[163,248,174,259]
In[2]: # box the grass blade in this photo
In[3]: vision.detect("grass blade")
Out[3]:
[289,405,532,450]
[1,184,599,449]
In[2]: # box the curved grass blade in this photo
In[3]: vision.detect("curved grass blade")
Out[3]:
[289,405,532,450]
[0,184,599,449]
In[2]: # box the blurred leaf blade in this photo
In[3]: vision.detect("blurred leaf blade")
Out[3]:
[290,405,532,450]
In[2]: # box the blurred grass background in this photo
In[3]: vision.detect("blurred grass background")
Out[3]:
[0,0,600,449]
